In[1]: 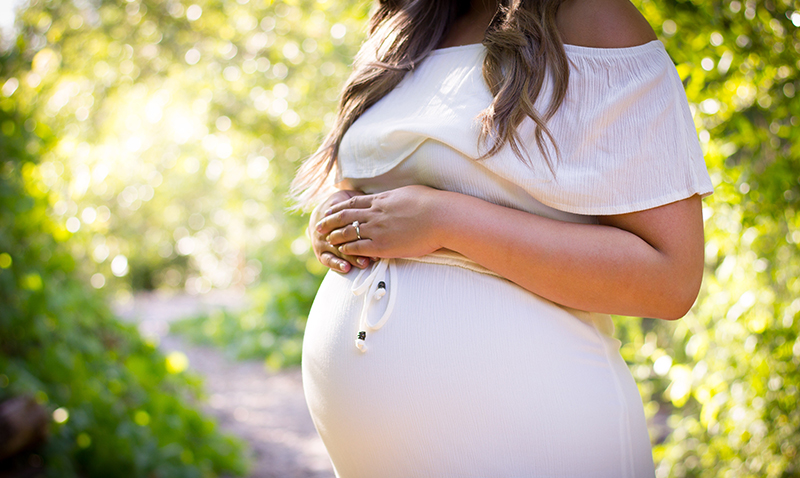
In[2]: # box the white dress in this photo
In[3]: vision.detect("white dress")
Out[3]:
[302,40,713,478]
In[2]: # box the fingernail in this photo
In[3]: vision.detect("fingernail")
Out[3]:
[339,261,350,272]
[357,257,367,266]
[324,208,333,216]
[315,223,323,232]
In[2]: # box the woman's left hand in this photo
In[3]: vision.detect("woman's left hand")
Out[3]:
[315,185,446,259]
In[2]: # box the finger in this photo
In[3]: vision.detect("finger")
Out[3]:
[325,194,373,216]
[320,241,370,269]
[344,254,371,268]
[311,222,370,269]
[319,251,352,273]
[326,222,363,246]
[325,190,361,208]
[339,239,377,258]
[316,208,366,235]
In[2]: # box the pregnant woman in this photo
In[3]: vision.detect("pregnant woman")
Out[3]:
[294,0,713,476]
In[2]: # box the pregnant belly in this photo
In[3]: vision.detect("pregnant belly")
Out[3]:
[301,259,654,478]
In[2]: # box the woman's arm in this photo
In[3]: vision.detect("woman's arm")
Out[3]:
[312,0,706,318]
[435,189,705,320]
[317,185,705,320]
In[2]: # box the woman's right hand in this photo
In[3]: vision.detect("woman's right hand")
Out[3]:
[309,189,370,273]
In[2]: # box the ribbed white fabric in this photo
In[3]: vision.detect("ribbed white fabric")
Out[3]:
[303,40,712,477]
[304,260,655,477]
[336,40,713,215]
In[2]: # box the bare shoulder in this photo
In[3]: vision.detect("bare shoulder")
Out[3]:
[556,0,657,48]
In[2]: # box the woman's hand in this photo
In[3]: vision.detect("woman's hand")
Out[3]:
[309,189,370,273]
[316,184,704,320]
[316,185,445,259]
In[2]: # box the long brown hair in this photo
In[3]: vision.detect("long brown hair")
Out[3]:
[291,0,569,207]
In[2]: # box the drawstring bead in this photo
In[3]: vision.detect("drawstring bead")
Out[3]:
[355,330,367,352]
[350,259,397,353]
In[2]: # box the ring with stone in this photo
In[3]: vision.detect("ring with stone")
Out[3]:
[352,221,362,240]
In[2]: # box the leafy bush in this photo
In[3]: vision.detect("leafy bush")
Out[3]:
[626,2,800,476]
[4,0,368,299]
[0,61,247,478]
[170,257,323,370]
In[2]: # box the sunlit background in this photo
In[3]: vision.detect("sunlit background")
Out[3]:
[5,0,360,296]
[1,0,799,477]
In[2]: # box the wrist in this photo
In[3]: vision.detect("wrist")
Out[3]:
[426,189,464,251]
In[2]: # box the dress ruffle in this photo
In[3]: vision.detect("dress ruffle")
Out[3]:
[337,40,713,216]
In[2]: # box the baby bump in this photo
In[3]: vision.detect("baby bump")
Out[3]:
[301,259,654,478]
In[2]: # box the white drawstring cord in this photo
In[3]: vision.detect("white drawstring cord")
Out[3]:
[350,258,397,352]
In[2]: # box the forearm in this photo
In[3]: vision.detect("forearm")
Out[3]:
[435,190,702,319]
[321,185,704,318]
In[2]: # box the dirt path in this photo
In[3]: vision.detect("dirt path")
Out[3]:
[114,291,335,478]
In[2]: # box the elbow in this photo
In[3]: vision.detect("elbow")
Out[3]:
[653,271,703,321]
[657,294,698,321]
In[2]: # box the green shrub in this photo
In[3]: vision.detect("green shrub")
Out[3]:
[169,268,320,369]
[0,81,247,478]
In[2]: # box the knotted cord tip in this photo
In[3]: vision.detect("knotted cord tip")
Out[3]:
[374,280,387,300]
[351,260,395,354]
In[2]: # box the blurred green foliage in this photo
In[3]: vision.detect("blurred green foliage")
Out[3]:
[620,1,800,477]
[0,65,246,478]
[170,273,317,369]
[3,0,800,476]
[4,0,369,300]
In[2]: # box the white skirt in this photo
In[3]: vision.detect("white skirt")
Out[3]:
[302,257,655,478]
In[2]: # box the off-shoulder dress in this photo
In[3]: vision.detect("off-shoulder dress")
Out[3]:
[301,40,713,478]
